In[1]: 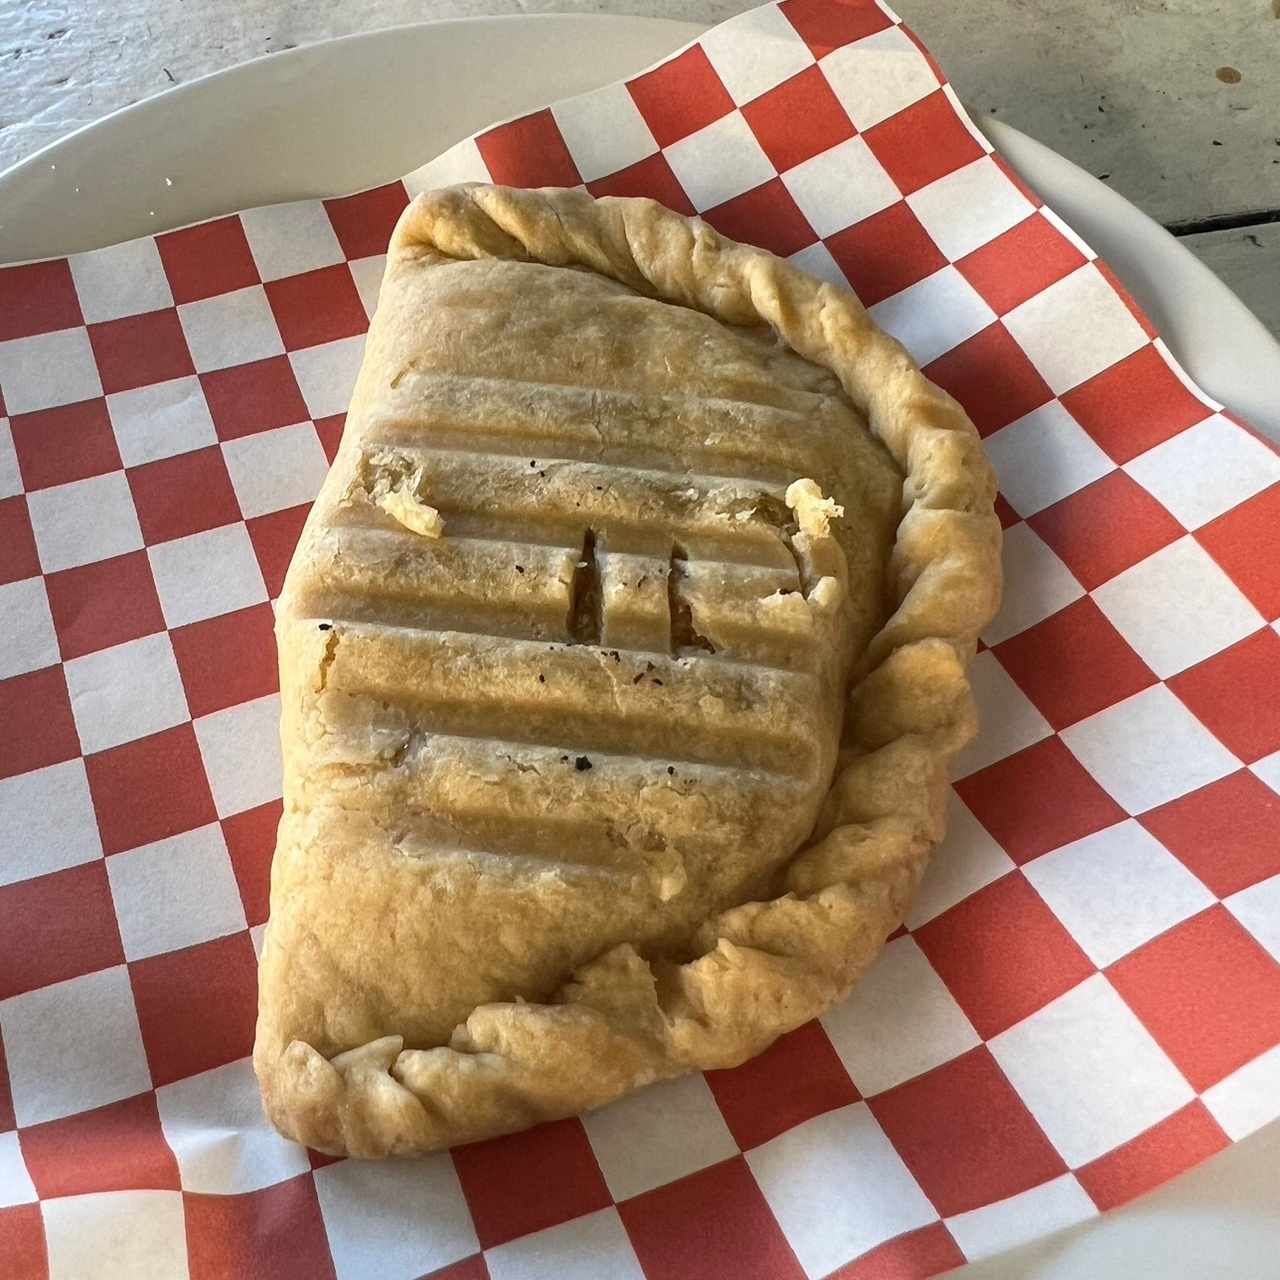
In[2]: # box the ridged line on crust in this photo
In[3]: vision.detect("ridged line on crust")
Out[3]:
[259,185,1002,1156]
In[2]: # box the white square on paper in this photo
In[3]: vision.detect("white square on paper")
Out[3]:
[1202,1042,1280,1141]
[0,759,102,888]
[781,134,901,239]
[107,824,246,961]
[222,423,330,519]
[788,241,847,288]
[240,200,345,282]
[1125,413,1280,531]
[1226,873,1280,963]
[868,265,995,365]
[1093,536,1264,679]
[989,974,1194,1167]
[43,1191,189,1280]
[69,237,174,325]
[822,935,979,1095]
[178,285,284,373]
[0,1131,36,1208]
[485,1208,644,1280]
[983,400,1113,517]
[0,576,58,680]
[700,3,815,104]
[194,693,282,817]
[1253,747,1280,796]
[157,1058,310,1194]
[821,25,939,131]
[349,254,387,321]
[981,523,1084,646]
[64,631,189,755]
[107,376,217,467]
[664,112,776,213]
[0,419,21,499]
[0,966,151,1126]
[1003,265,1148,395]
[748,1103,936,1276]
[946,1174,1096,1262]
[907,793,1017,927]
[583,1073,737,1201]
[26,470,143,573]
[1024,820,1214,967]
[404,137,490,196]
[553,83,659,183]
[148,522,267,629]
[950,649,1052,779]
[907,157,1034,262]
[1061,685,1238,815]
[315,1156,479,1280]
[0,327,102,415]
[290,335,365,419]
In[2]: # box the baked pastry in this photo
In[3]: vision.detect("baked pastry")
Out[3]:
[254,184,1001,1156]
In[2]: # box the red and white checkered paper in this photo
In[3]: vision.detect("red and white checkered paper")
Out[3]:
[3,1,1280,1276]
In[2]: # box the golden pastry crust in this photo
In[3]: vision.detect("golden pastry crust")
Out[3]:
[254,184,1002,1156]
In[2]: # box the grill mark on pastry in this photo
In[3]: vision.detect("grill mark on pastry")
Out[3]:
[567,529,603,646]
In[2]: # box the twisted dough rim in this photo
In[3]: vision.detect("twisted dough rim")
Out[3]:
[256,185,1002,1156]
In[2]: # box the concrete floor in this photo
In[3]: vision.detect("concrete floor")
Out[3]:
[2,0,1278,333]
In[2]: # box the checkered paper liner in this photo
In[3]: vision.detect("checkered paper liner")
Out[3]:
[3,0,1280,1276]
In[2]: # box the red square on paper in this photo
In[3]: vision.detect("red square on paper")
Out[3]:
[265,265,368,352]
[157,217,260,305]
[0,665,80,782]
[452,1117,610,1248]
[131,931,258,1087]
[127,445,241,544]
[627,46,736,148]
[185,1174,334,1280]
[1197,482,1280,621]
[1,1031,15,1131]
[868,1046,1065,1216]
[956,212,1087,317]
[171,602,278,719]
[324,182,410,261]
[1108,906,1280,1091]
[828,1223,965,1280]
[1140,771,1280,898]
[1029,470,1182,590]
[1060,343,1212,464]
[994,492,1021,530]
[45,550,166,661]
[0,259,82,342]
[0,496,41,586]
[621,1156,804,1280]
[313,413,346,464]
[956,735,1127,865]
[702,179,818,258]
[0,862,123,1000]
[20,1091,180,1198]
[706,1020,858,1149]
[994,597,1156,730]
[9,399,122,492]
[1169,628,1280,763]
[826,203,946,308]
[780,0,893,58]
[0,1205,48,1280]
[586,153,696,216]
[222,799,281,927]
[426,1258,490,1280]
[86,723,217,855]
[915,872,1095,1038]
[923,321,1053,437]
[742,65,855,173]
[201,355,310,442]
[862,91,985,197]
[88,309,195,396]
[475,109,581,189]
[1076,1101,1227,1211]
[247,503,310,598]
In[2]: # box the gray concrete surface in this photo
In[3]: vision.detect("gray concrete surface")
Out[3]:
[2,0,1278,332]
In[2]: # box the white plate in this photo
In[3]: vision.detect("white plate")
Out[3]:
[2,14,1277,1278]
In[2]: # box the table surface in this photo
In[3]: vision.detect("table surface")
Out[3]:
[3,0,1278,337]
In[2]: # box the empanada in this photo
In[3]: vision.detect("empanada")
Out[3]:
[254,185,1001,1156]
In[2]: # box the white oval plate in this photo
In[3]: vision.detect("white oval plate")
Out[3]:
[1,14,1277,1277]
